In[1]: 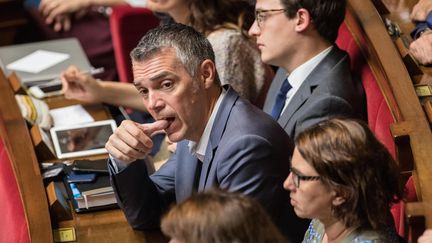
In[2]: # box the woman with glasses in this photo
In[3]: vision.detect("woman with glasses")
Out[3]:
[284,118,403,242]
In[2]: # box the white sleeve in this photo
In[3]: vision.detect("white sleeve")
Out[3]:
[108,154,129,173]
[124,0,147,7]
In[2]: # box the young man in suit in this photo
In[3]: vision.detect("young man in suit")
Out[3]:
[249,0,365,139]
[106,23,308,242]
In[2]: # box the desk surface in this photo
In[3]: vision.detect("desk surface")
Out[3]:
[57,209,167,243]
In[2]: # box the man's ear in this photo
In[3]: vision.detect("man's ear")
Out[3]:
[199,59,216,88]
[295,8,312,32]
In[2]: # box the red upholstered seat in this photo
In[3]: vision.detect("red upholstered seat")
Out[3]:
[0,137,30,243]
[336,23,396,157]
[110,6,160,83]
[336,22,416,238]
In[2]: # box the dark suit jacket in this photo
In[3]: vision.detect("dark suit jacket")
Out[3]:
[110,86,309,242]
[263,46,365,138]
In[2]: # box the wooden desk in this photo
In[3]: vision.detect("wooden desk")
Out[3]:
[0,70,167,242]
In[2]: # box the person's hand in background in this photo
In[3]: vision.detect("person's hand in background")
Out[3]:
[61,65,103,103]
[410,30,432,65]
[411,0,432,21]
[39,0,90,26]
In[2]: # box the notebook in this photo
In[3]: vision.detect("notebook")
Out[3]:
[0,38,92,86]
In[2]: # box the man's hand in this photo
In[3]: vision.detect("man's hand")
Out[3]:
[409,30,432,65]
[61,65,102,103]
[106,120,169,163]
[411,0,432,21]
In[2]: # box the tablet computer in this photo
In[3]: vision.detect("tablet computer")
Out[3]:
[50,120,117,159]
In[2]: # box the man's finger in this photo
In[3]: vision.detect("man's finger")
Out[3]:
[137,120,169,137]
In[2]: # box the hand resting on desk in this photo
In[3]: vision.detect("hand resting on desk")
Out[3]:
[106,120,168,163]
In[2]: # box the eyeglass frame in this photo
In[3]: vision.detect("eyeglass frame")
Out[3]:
[289,167,321,188]
[254,9,288,28]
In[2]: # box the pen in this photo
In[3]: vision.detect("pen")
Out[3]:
[119,106,131,120]
[46,67,105,86]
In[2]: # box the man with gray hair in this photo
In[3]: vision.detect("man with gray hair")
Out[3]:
[106,23,306,241]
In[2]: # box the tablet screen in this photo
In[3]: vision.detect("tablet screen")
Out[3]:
[50,120,117,159]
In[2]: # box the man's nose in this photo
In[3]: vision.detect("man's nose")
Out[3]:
[248,20,260,37]
[147,92,164,112]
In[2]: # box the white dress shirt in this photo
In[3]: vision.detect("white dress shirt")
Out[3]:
[188,88,227,162]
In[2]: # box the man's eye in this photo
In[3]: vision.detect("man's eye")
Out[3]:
[161,81,173,89]
[140,88,149,96]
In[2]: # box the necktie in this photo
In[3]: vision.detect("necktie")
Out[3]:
[193,159,202,190]
[271,78,292,120]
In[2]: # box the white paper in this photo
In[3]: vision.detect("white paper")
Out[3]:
[50,105,94,127]
[6,50,70,73]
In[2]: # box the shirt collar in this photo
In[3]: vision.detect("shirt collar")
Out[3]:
[188,88,227,162]
[287,46,333,90]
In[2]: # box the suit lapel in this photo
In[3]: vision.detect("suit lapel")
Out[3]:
[175,141,202,201]
[277,81,311,129]
[198,86,239,189]
[278,47,345,129]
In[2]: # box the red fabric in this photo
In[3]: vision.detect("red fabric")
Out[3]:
[110,6,160,83]
[336,22,410,237]
[0,138,30,243]
[336,23,396,157]
[390,176,418,239]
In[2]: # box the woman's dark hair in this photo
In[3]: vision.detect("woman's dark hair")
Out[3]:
[186,0,255,35]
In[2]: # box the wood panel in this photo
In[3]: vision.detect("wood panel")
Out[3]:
[348,0,432,229]
[0,69,53,242]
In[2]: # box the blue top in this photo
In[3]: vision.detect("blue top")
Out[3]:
[303,219,400,243]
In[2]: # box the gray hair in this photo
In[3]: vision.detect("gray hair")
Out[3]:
[130,23,217,81]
